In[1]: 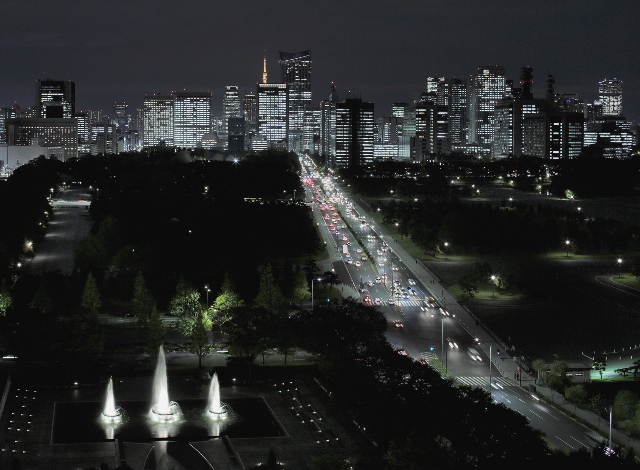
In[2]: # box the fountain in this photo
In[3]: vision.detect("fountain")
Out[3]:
[150,344,181,422]
[101,377,123,423]
[207,372,228,419]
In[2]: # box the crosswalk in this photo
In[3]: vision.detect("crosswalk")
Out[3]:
[455,376,514,388]
[383,299,426,307]
[418,352,515,389]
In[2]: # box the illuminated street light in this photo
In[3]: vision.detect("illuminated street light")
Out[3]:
[490,275,496,299]
[565,239,570,258]
[617,258,623,278]
[311,278,322,309]
[444,242,449,260]
[204,285,210,307]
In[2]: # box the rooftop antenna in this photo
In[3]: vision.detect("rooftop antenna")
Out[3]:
[262,50,268,84]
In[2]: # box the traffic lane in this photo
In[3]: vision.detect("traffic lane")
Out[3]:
[496,385,598,454]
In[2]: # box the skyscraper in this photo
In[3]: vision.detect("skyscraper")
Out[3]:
[113,102,129,130]
[334,97,374,167]
[142,94,174,148]
[222,86,241,149]
[279,50,312,152]
[598,78,622,116]
[36,79,75,118]
[468,66,506,145]
[320,84,339,165]
[173,91,212,149]
[257,83,288,148]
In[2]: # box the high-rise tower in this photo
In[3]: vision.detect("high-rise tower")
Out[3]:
[598,78,622,116]
[173,91,211,149]
[468,66,506,145]
[36,79,75,118]
[142,94,174,148]
[279,50,312,152]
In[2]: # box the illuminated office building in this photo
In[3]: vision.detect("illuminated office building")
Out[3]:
[334,97,374,167]
[36,79,75,118]
[320,84,339,165]
[468,66,506,145]
[6,117,78,160]
[257,83,288,147]
[222,86,241,149]
[173,91,211,149]
[598,78,622,116]
[142,94,174,147]
[243,91,258,145]
[279,50,312,152]
[113,102,129,130]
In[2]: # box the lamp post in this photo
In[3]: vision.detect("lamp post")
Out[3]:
[311,278,321,309]
[617,258,623,278]
[204,285,210,307]
[444,242,449,260]
[441,317,447,374]
[565,239,570,258]
[490,275,496,299]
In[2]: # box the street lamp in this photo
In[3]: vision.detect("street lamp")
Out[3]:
[617,258,623,278]
[311,278,321,309]
[443,242,449,260]
[490,275,496,299]
[565,239,570,258]
[204,285,210,307]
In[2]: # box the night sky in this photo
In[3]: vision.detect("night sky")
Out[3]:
[2,0,639,122]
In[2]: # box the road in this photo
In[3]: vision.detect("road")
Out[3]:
[24,186,93,277]
[301,157,620,455]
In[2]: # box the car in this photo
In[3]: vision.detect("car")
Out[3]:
[397,349,407,356]
[361,256,368,261]
[363,296,372,303]
[388,298,395,305]
[392,266,399,271]
[439,307,450,316]
[375,277,382,283]
[354,261,361,267]
[378,262,384,267]
[408,279,416,285]
[347,259,353,264]
[467,347,482,361]
[393,320,403,328]
[356,249,362,253]
[374,298,382,305]
[446,337,459,348]
[359,287,368,293]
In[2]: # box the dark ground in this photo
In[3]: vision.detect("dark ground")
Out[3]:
[423,254,640,365]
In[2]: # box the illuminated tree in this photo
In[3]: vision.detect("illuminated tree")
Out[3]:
[169,276,201,336]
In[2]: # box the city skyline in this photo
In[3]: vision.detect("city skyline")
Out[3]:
[1,1,639,123]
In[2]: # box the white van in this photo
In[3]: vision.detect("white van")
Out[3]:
[467,348,482,361]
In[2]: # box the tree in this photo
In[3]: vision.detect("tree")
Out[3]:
[546,360,570,397]
[29,283,52,315]
[169,276,201,336]
[188,309,211,369]
[0,280,13,316]
[322,271,340,292]
[592,357,607,379]
[145,305,165,356]
[290,269,311,307]
[458,272,478,303]
[81,271,101,316]
[565,384,589,414]
[211,272,244,333]
[531,358,547,383]
[222,305,276,378]
[131,271,153,323]
[254,263,285,313]
[613,389,638,423]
